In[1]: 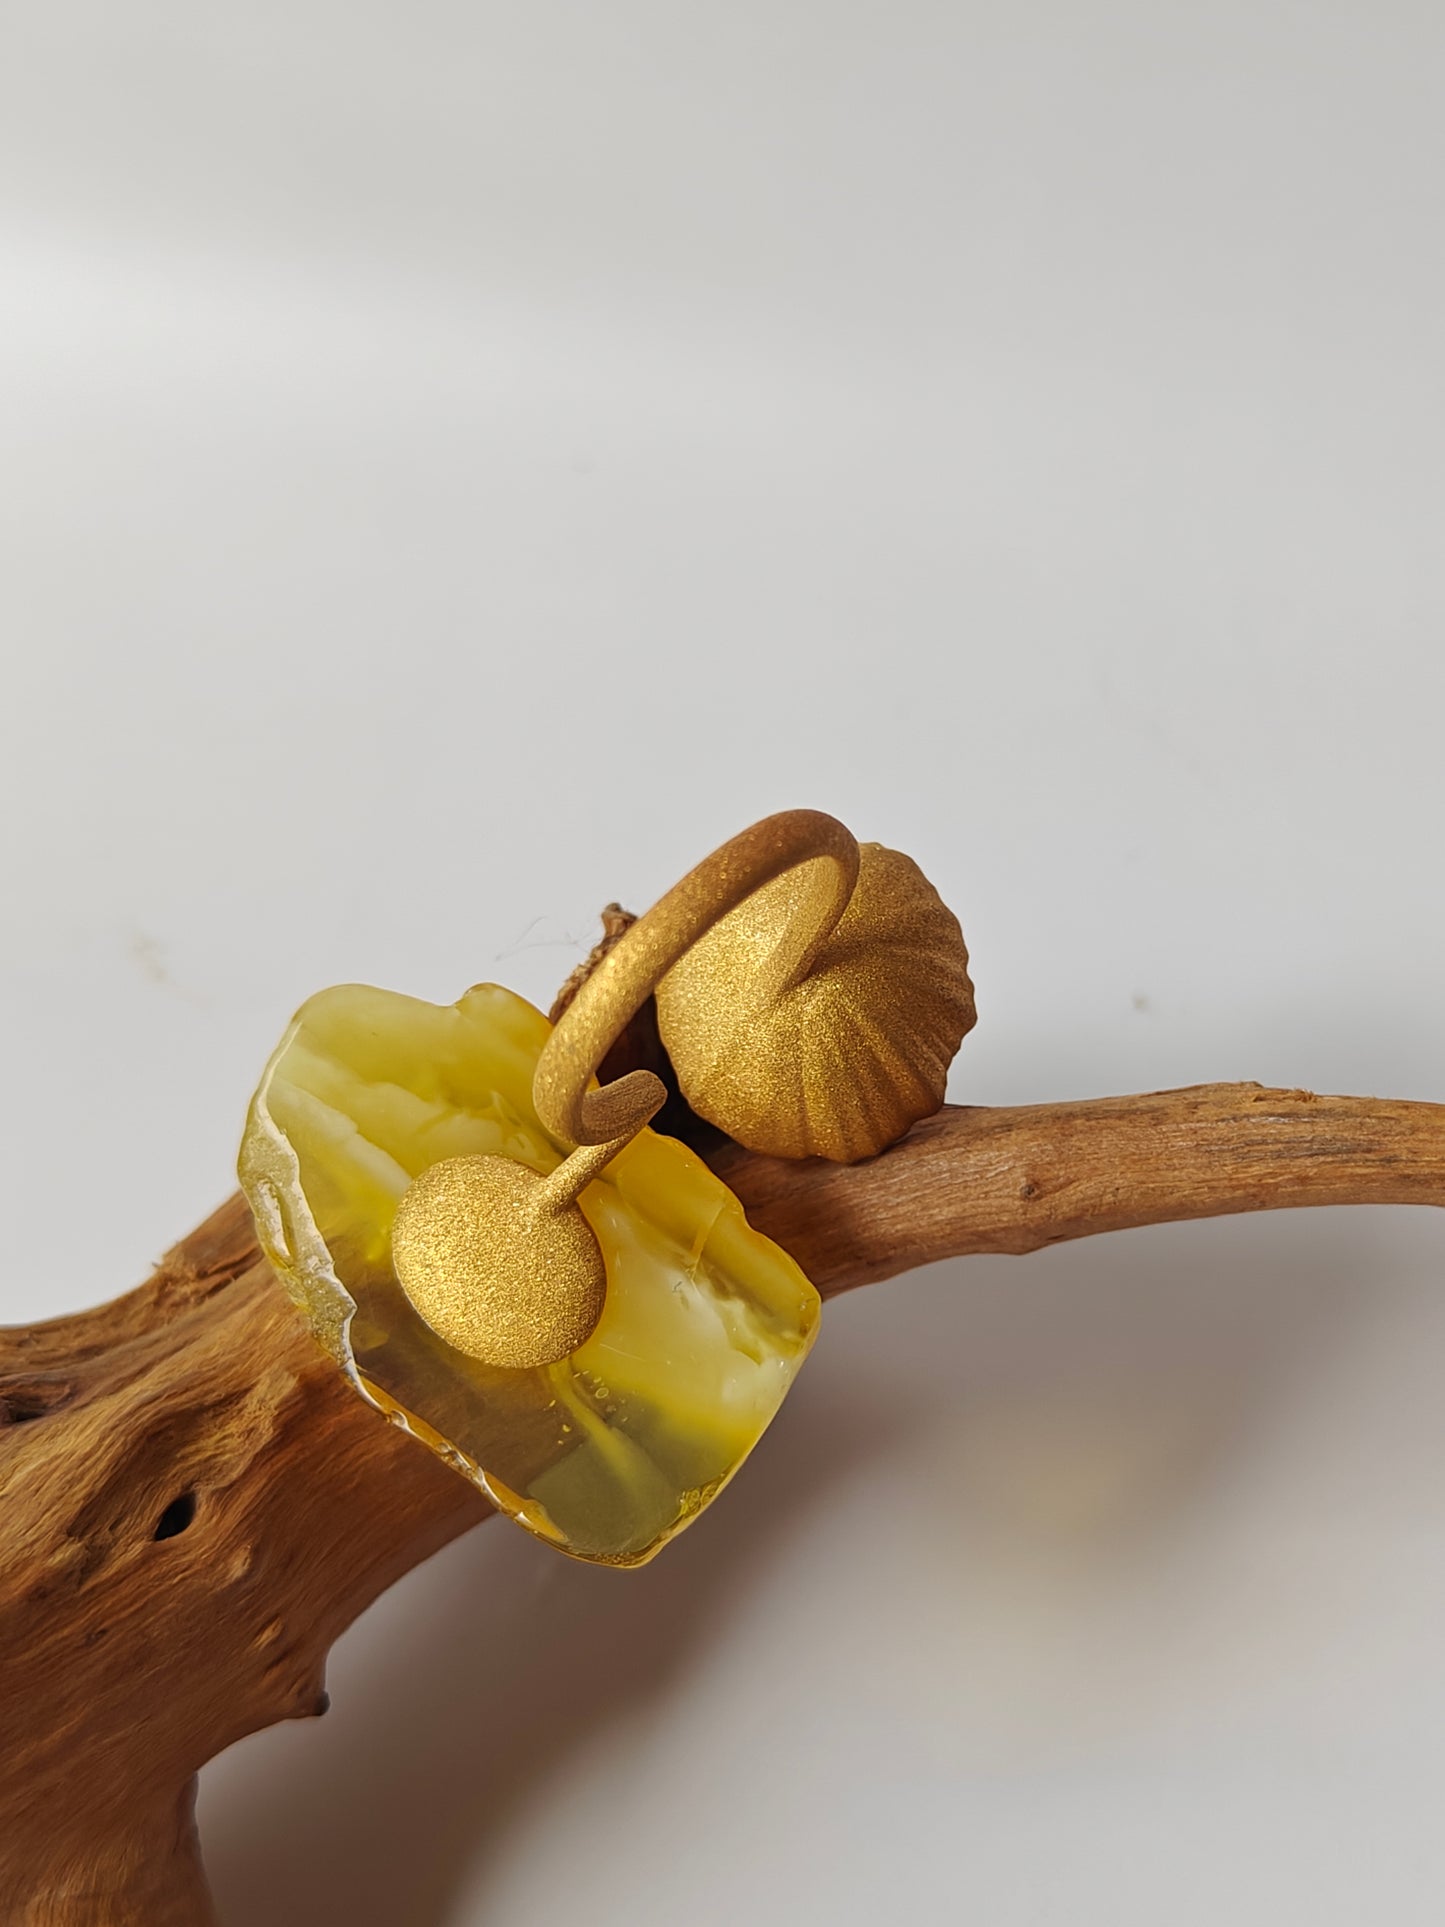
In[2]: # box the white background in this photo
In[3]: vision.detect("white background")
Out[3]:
[4,3,1445,1921]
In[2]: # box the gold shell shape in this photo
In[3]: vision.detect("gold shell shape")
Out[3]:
[657,840,976,1162]
[531,811,976,1166]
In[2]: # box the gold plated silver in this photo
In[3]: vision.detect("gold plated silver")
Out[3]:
[238,810,972,1563]
[535,808,976,1163]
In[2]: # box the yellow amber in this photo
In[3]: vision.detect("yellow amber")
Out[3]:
[238,981,821,1566]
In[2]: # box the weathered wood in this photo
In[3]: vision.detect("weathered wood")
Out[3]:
[5,1082,1445,1921]
[0,1198,490,1925]
[718,1083,1445,1289]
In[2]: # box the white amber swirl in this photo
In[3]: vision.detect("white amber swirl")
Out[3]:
[239,982,820,1566]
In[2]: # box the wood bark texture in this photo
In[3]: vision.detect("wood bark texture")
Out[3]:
[4,1081,1445,1922]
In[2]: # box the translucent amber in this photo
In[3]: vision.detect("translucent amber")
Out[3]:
[239,982,820,1566]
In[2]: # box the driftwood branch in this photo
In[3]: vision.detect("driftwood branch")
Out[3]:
[717,1082,1445,1288]
[5,1082,1445,1922]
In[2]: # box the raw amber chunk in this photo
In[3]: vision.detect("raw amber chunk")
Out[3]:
[239,982,820,1566]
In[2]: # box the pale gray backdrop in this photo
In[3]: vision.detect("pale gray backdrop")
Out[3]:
[4,3,1445,1922]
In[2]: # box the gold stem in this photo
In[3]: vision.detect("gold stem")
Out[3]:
[533,809,860,1149]
[530,1135,634,1217]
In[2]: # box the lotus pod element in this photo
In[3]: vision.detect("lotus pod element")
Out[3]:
[655,842,976,1163]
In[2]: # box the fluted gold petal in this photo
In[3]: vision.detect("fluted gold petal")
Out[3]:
[239,982,819,1566]
[655,842,976,1161]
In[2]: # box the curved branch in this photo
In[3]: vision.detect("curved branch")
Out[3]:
[5,1080,1445,1919]
[717,1082,1445,1295]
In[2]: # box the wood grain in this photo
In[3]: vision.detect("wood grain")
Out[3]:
[720,1083,1445,1291]
[5,1081,1445,1921]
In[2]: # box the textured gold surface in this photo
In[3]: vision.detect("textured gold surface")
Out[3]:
[536,809,976,1164]
[533,808,857,1149]
[659,842,977,1161]
[239,981,819,1565]
[391,1155,607,1369]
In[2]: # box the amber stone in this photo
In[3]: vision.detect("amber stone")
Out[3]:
[239,981,820,1566]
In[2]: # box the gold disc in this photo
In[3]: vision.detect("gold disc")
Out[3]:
[391,1154,607,1370]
